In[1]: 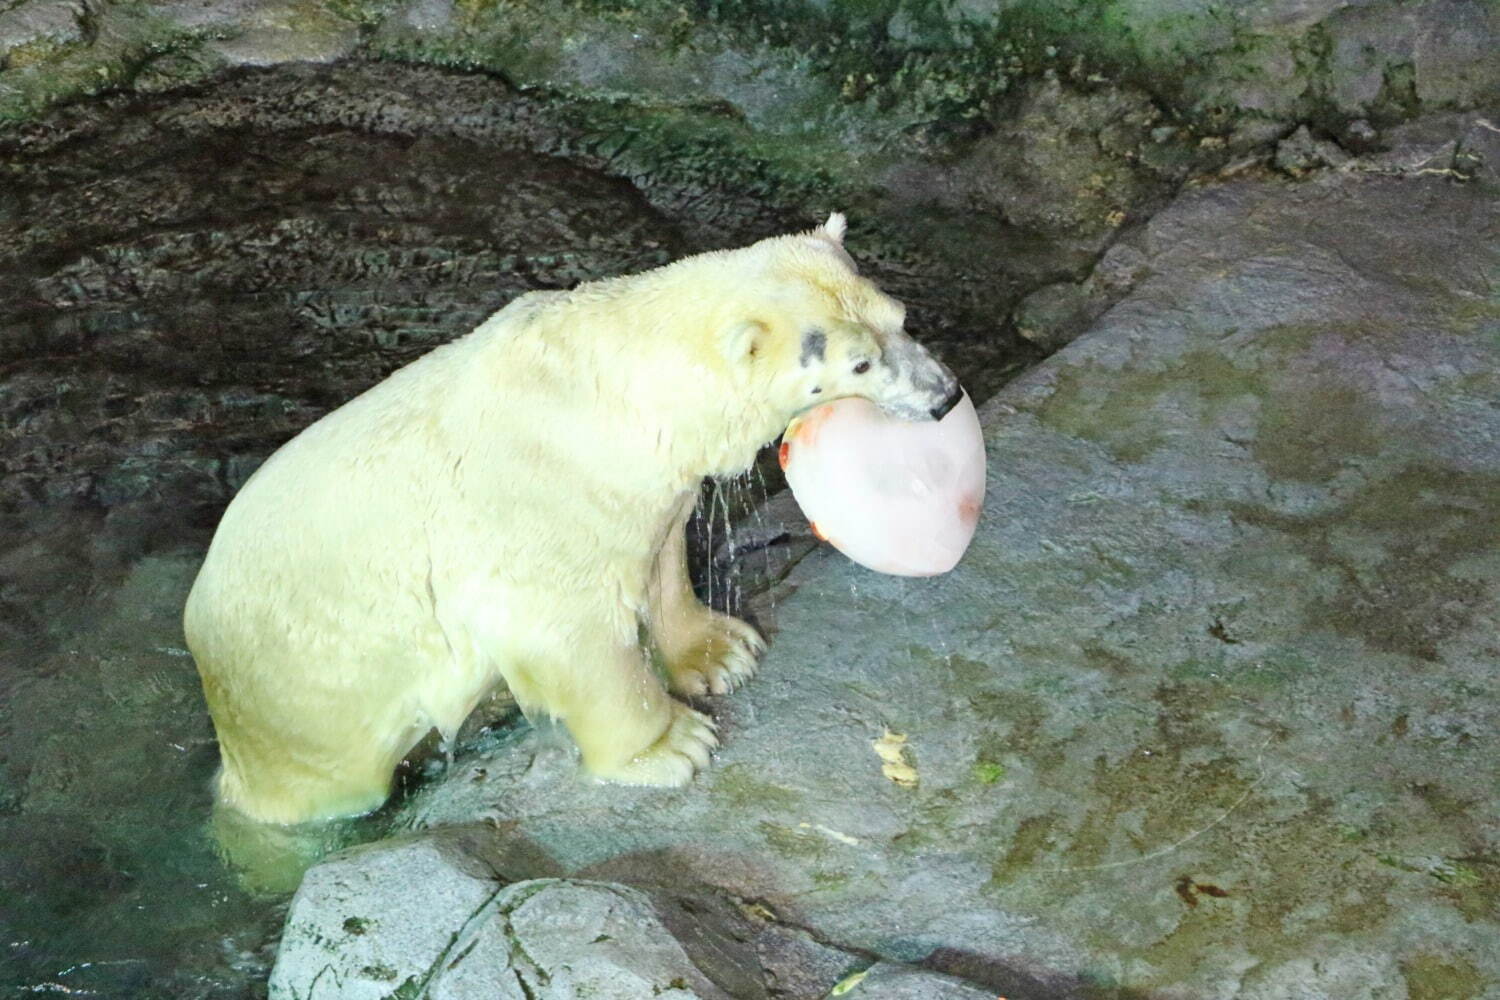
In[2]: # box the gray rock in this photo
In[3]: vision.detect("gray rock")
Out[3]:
[902,74,1184,270]
[754,923,860,999]
[1011,238,1150,355]
[1014,281,1099,353]
[1343,118,1379,152]
[269,832,735,999]
[1322,3,1417,114]
[268,828,511,1000]
[0,0,84,53]
[1273,124,1352,174]
[502,882,732,1000]
[1413,0,1500,107]
[207,23,360,67]
[1459,115,1500,183]
[397,0,453,34]
[147,0,276,32]
[402,118,1500,998]
[1360,110,1499,182]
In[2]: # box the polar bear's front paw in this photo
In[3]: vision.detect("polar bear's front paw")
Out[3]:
[596,702,719,787]
[662,612,766,697]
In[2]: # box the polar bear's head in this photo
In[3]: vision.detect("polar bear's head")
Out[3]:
[719,213,962,426]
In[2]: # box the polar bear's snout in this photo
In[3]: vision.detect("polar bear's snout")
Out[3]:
[917,354,963,420]
[869,330,962,422]
[930,382,964,421]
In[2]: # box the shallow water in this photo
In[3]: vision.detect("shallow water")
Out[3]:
[0,549,280,997]
[0,539,478,996]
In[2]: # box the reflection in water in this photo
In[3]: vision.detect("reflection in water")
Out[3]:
[0,552,287,997]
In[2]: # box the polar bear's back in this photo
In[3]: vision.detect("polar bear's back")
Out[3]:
[188,333,466,622]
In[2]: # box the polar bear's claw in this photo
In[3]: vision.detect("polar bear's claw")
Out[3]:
[601,703,718,786]
[662,611,765,698]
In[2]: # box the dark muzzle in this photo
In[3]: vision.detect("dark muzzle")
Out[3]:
[930,384,964,421]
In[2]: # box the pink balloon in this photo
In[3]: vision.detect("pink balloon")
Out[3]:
[780,391,986,576]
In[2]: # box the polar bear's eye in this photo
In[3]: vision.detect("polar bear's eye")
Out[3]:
[853,361,871,375]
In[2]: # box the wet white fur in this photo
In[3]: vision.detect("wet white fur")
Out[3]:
[184,213,954,824]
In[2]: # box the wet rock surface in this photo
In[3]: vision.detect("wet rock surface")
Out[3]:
[398,120,1500,998]
[0,63,679,526]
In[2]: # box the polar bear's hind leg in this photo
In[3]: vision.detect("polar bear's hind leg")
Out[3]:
[207,692,403,824]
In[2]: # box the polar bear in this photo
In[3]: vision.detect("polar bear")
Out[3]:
[183,213,961,824]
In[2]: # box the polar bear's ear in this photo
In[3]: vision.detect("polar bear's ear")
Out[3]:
[719,319,768,362]
[818,212,848,244]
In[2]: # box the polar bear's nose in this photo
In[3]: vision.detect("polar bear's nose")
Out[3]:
[929,384,964,421]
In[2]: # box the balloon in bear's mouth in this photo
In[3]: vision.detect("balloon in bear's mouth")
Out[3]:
[780,390,986,576]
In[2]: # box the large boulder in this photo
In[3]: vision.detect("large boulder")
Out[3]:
[269,830,734,1000]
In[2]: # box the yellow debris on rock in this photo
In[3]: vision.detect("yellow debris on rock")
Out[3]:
[871,729,918,787]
